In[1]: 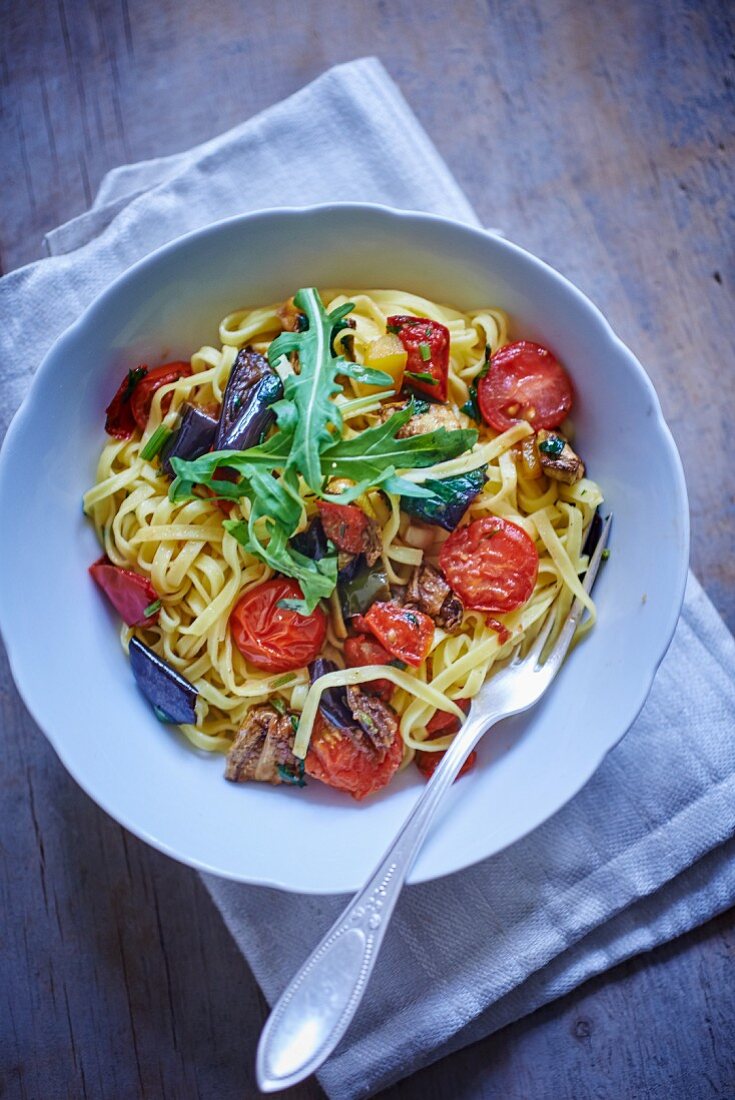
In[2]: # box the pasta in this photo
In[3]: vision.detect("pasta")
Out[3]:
[84,288,603,796]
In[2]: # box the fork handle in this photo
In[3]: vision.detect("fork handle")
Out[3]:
[256,705,502,1092]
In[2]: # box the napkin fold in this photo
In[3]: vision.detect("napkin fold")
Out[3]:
[2,58,734,1100]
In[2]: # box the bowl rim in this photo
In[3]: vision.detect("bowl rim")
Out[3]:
[0,201,690,892]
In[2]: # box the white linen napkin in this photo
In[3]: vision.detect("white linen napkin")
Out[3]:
[1,58,734,1100]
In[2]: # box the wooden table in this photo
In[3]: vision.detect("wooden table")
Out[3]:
[2,1,733,1096]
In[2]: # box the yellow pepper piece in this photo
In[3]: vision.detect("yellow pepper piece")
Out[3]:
[354,334,407,396]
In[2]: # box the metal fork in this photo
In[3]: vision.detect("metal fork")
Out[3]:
[257,513,613,1092]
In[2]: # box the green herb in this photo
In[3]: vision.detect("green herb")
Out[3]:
[601,548,611,560]
[424,325,433,337]
[140,425,173,462]
[272,672,296,688]
[406,370,437,386]
[290,714,300,733]
[386,323,401,335]
[266,287,392,492]
[405,611,419,626]
[277,758,306,787]
[401,466,487,531]
[418,342,431,362]
[143,598,162,617]
[460,346,492,422]
[538,436,565,456]
[389,659,407,670]
[168,290,477,614]
[271,696,286,715]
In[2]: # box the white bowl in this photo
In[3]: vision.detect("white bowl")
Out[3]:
[0,205,689,893]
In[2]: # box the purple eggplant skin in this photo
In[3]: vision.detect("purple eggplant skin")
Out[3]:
[308,658,354,730]
[160,403,218,478]
[291,517,329,561]
[582,509,602,561]
[215,348,283,451]
[129,637,198,725]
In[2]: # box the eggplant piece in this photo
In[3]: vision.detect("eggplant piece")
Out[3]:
[215,347,283,451]
[400,466,487,531]
[309,658,354,730]
[338,552,363,583]
[339,564,391,619]
[582,509,603,560]
[129,637,197,725]
[291,517,329,561]
[160,403,218,477]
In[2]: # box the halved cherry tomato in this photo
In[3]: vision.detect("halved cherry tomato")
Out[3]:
[305,713,403,800]
[344,634,394,700]
[230,578,327,673]
[387,315,450,402]
[317,501,372,556]
[363,601,434,667]
[104,366,148,439]
[439,516,538,613]
[89,557,160,626]
[415,699,475,781]
[130,361,192,431]
[477,341,573,433]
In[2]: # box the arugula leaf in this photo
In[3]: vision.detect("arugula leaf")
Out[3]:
[224,516,337,614]
[267,288,390,491]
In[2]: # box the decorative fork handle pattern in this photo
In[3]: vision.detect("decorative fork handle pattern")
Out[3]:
[256,704,504,1092]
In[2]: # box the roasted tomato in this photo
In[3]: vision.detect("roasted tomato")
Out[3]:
[415,699,475,781]
[89,557,160,626]
[477,341,573,433]
[305,713,404,800]
[130,361,192,431]
[344,634,394,700]
[104,366,148,439]
[439,516,538,613]
[317,501,375,557]
[363,601,434,667]
[230,578,327,673]
[387,315,450,401]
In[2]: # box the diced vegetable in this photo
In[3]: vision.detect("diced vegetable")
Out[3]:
[214,348,283,451]
[387,315,450,402]
[89,558,160,626]
[130,361,193,431]
[352,334,407,397]
[291,517,329,562]
[414,699,475,781]
[536,430,585,484]
[317,500,380,561]
[160,403,217,477]
[343,635,394,700]
[363,602,434,666]
[401,466,487,531]
[129,637,197,725]
[104,366,147,439]
[339,564,391,619]
[518,436,543,479]
[309,658,355,729]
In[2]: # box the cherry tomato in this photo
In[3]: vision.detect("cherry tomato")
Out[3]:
[344,634,394,700]
[230,579,327,673]
[426,697,470,735]
[477,341,573,433]
[387,315,450,402]
[415,699,475,781]
[89,557,160,626]
[317,501,372,556]
[104,366,148,439]
[305,713,404,800]
[439,516,538,613]
[363,601,434,667]
[130,361,192,431]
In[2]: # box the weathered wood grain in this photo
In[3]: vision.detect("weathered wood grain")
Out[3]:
[0,0,733,1098]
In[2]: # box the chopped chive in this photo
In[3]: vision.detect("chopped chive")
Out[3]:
[418,342,431,362]
[386,323,401,335]
[406,371,438,386]
[601,548,611,560]
[143,598,162,617]
[272,672,296,688]
[290,714,300,733]
[271,696,286,715]
[140,424,173,461]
